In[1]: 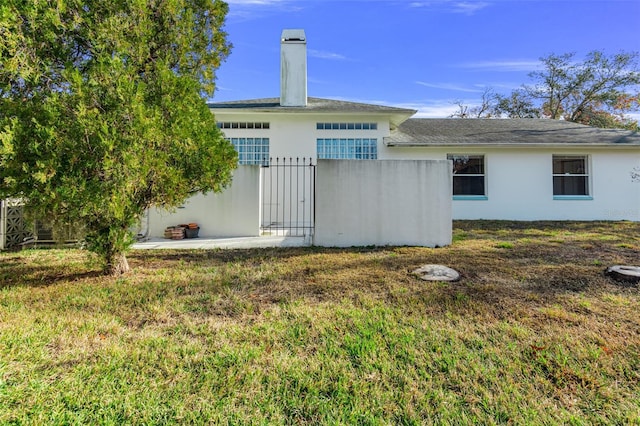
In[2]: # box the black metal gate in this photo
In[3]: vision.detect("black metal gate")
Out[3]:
[261,157,315,237]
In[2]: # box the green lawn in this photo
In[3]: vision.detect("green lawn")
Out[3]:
[1,221,639,424]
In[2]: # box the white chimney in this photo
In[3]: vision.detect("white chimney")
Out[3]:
[280,29,307,107]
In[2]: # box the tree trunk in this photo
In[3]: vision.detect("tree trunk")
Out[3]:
[106,252,130,275]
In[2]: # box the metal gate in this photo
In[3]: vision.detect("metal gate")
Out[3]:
[261,157,315,237]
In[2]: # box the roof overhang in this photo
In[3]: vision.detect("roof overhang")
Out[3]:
[208,97,417,127]
[384,141,640,149]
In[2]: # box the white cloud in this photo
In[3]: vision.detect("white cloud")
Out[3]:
[408,1,490,15]
[450,1,490,15]
[457,60,542,72]
[485,82,522,91]
[226,0,300,21]
[308,49,348,61]
[390,100,460,118]
[415,81,484,93]
[627,112,640,122]
[325,97,461,118]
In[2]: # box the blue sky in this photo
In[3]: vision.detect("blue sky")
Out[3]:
[213,0,640,117]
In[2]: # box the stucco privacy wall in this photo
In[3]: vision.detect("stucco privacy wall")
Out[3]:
[147,166,260,238]
[314,159,452,247]
[381,146,640,221]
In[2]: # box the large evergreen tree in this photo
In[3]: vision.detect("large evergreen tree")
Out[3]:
[0,0,238,274]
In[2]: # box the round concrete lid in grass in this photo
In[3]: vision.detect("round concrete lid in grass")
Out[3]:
[413,264,461,282]
[605,265,640,285]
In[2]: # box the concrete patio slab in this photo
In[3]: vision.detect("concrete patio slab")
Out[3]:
[132,235,311,250]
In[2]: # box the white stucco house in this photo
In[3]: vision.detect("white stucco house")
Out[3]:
[385,118,640,221]
[209,96,640,221]
[5,29,637,249]
[143,29,640,246]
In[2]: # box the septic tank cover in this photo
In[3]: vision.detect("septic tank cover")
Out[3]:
[412,264,461,282]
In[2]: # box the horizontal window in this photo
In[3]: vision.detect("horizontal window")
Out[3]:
[448,154,486,197]
[316,122,378,130]
[217,122,270,129]
[553,155,589,197]
[228,138,269,165]
[317,138,377,160]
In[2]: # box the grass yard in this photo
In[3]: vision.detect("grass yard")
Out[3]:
[1,221,639,424]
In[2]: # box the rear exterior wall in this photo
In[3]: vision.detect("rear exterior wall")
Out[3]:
[212,110,640,222]
[213,112,391,161]
[381,146,640,221]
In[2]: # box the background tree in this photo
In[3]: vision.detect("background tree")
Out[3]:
[494,89,541,118]
[0,0,238,274]
[451,50,640,129]
[450,88,498,118]
[527,51,640,127]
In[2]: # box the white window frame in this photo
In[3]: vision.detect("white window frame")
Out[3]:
[228,138,270,165]
[317,138,378,160]
[316,122,378,130]
[447,154,487,200]
[552,155,592,200]
[217,122,270,129]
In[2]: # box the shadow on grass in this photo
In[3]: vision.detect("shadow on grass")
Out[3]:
[2,221,638,317]
[124,262,629,326]
[0,267,105,290]
[131,245,632,322]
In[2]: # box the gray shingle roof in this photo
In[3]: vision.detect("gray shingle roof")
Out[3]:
[385,118,640,146]
[209,96,415,113]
